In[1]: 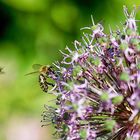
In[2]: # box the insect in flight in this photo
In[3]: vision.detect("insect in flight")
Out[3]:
[0,67,4,74]
[25,64,55,93]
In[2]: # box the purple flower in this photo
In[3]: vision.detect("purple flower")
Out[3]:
[41,6,140,140]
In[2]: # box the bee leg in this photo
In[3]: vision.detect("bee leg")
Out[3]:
[46,82,54,87]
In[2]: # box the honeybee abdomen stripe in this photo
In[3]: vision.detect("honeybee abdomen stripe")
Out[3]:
[39,74,46,82]
[39,74,48,92]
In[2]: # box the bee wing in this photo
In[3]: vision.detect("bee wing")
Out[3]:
[32,64,42,70]
[25,71,39,76]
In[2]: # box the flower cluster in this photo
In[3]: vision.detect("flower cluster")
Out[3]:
[42,6,140,140]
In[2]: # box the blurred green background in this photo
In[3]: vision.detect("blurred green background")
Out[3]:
[0,0,140,140]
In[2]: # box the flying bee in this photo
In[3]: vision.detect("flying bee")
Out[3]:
[25,64,55,93]
[0,67,4,74]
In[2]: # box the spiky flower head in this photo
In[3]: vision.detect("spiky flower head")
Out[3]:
[42,6,140,140]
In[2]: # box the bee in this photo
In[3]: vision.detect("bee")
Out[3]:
[0,67,4,74]
[26,64,54,93]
